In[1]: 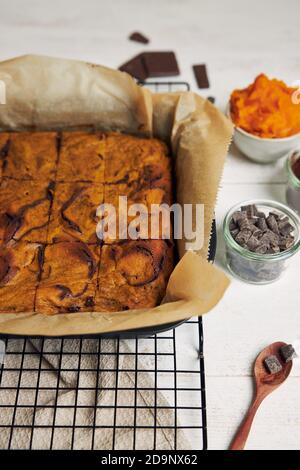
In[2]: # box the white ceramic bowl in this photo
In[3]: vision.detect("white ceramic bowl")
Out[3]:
[227,105,300,163]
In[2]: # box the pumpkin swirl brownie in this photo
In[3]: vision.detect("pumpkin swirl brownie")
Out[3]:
[0,178,54,243]
[102,177,172,243]
[3,132,58,181]
[103,132,171,184]
[0,241,42,312]
[47,182,104,243]
[95,240,174,312]
[56,132,105,183]
[35,240,100,314]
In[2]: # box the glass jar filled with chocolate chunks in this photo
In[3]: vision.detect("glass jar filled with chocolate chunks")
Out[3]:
[223,200,300,284]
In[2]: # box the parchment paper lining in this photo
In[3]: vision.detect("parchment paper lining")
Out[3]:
[0,55,233,336]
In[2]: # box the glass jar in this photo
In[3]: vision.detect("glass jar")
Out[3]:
[223,200,300,284]
[286,149,300,213]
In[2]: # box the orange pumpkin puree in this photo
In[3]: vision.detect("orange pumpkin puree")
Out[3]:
[230,74,300,138]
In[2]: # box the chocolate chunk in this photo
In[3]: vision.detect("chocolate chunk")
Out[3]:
[231,211,247,224]
[241,204,258,218]
[143,52,180,78]
[230,228,239,238]
[266,215,279,234]
[260,230,279,246]
[252,227,263,238]
[247,235,260,251]
[255,244,268,254]
[257,217,268,231]
[129,32,149,44]
[237,218,251,230]
[264,355,283,374]
[279,344,296,363]
[235,229,252,245]
[229,220,237,231]
[269,212,280,221]
[119,53,148,81]
[267,244,280,254]
[278,220,294,236]
[207,96,215,104]
[279,237,294,250]
[193,64,210,88]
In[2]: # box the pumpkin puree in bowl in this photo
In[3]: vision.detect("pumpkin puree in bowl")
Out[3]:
[230,74,300,139]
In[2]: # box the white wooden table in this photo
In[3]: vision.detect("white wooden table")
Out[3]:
[1,0,299,450]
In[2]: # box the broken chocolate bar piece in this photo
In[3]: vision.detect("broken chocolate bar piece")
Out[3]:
[142,51,180,78]
[193,64,210,89]
[129,32,149,44]
[119,53,148,81]
[279,344,296,363]
[264,355,283,374]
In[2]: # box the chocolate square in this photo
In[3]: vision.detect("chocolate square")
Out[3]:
[142,52,180,78]
[193,64,210,89]
[119,54,148,81]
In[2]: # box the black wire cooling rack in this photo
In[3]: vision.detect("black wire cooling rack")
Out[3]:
[0,81,208,451]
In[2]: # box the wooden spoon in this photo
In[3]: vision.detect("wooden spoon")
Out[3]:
[229,341,293,450]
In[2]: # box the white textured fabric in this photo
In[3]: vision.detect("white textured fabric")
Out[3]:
[0,339,190,450]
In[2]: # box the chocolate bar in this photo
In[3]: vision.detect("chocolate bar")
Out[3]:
[142,52,180,78]
[193,64,210,89]
[119,54,148,81]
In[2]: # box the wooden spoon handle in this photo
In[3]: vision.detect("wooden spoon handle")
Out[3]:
[229,395,263,450]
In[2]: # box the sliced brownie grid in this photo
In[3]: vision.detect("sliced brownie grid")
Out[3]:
[0,130,174,314]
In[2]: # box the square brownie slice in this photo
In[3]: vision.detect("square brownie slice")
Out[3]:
[56,132,105,183]
[101,179,172,243]
[104,132,171,184]
[95,240,173,312]
[35,241,100,314]
[0,179,54,243]
[0,241,42,313]
[47,182,104,244]
[0,133,10,179]
[3,132,58,181]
